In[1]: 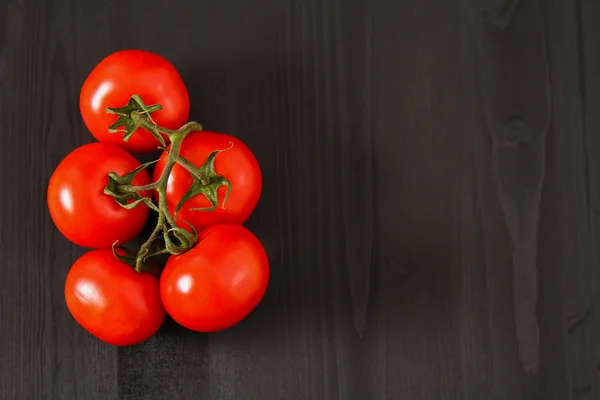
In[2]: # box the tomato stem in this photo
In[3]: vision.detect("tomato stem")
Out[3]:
[130,124,200,271]
[134,208,166,272]
[104,95,232,271]
[119,182,159,193]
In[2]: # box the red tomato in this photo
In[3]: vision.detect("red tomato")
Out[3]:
[153,131,262,232]
[160,224,269,332]
[80,49,190,154]
[65,249,166,346]
[47,142,151,248]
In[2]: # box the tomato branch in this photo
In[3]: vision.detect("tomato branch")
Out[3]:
[103,95,232,272]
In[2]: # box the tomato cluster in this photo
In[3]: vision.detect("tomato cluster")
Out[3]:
[47,50,269,346]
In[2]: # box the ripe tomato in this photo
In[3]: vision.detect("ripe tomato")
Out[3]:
[65,249,166,346]
[153,131,262,232]
[80,49,190,154]
[160,224,269,332]
[47,142,151,248]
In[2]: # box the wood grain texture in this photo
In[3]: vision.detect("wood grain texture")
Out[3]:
[1,0,599,399]
[0,0,118,399]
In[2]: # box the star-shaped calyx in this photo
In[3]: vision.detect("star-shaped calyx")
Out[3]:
[105,94,165,146]
[175,144,234,214]
[104,160,159,212]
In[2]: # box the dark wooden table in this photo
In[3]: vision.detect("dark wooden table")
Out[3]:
[1,0,598,399]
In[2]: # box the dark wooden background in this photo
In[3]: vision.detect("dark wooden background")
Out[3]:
[1,0,599,398]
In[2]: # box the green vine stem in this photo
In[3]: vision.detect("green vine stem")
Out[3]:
[103,95,233,273]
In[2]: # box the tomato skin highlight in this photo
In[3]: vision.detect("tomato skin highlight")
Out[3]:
[64,249,166,346]
[153,131,262,232]
[160,224,269,332]
[80,49,190,154]
[47,142,151,248]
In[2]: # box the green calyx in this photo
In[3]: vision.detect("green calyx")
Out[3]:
[103,160,159,212]
[102,94,232,273]
[106,94,166,147]
[175,145,233,214]
[111,245,158,275]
